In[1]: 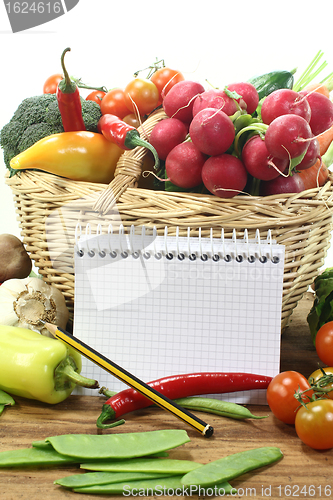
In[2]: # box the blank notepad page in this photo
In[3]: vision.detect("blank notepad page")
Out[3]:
[73,228,285,403]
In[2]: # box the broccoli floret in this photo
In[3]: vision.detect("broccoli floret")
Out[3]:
[44,99,64,129]
[80,98,102,132]
[18,123,64,153]
[0,93,102,170]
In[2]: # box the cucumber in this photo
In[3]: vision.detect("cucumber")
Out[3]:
[248,69,296,100]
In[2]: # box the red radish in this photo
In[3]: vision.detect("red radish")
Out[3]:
[189,108,235,156]
[165,142,206,188]
[260,159,329,195]
[260,170,304,195]
[265,114,312,160]
[299,90,333,135]
[192,89,239,117]
[201,154,247,198]
[163,80,205,124]
[296,137,320,170]
[241,135,288,181]
[226,82,259,115]
[149,118,188,161]
[260,89,311,125]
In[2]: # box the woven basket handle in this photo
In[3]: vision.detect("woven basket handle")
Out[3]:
[93,108,167,213]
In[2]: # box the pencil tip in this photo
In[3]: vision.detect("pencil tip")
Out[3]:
[38,319,57,337]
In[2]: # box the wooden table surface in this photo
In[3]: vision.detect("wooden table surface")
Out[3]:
[1,294,332,500]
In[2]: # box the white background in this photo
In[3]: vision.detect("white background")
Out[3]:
[1,0,333,267]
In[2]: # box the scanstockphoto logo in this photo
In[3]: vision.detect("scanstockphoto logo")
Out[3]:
[4,0,80,33]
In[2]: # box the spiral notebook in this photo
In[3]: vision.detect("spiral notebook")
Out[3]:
[73,225,285,404]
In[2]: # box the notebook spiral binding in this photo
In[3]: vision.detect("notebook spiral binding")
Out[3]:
[75,223,281,264]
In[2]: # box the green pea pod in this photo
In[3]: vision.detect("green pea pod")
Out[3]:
[0,446,79,468]
[31,441,55,450]
[55,471,173,489]
[46,430,189,460]
[182,447,283,487]
[174,397,268,420]
[0,389,15,416]
[72,475,237,495]
[80,457,203,474]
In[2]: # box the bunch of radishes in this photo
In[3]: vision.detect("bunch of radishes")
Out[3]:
[148,78,333,198]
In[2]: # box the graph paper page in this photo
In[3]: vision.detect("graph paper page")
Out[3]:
[73,230,285,404]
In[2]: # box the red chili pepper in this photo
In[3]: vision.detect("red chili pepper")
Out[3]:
[97,372,272,428]
[98,114,159,168]
[56,47,86,132]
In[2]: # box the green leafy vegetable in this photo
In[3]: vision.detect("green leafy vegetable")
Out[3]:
[307,268,333,344]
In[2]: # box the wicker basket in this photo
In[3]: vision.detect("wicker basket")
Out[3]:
[5,108,333,331]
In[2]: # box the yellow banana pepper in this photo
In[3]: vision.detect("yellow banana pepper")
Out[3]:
[0,325,99,404]
[10,131,123,184]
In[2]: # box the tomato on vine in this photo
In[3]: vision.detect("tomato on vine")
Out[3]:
[123,113,142,129]
[266,371,313,424]
[150,67,185,101]
[295,399,333,449]
[86,90,106,106]
[43,73,63,94]
[124,78,159,116]
[100,88,130,119]
[315,321,333,366]
[309,367,333,399]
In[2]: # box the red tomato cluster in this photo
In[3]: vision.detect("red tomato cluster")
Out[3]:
[98,68,184,125]
[267,323,333,450]
[42,65,185,126]
[267,369,333,450]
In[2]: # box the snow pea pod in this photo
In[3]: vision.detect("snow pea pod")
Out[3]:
[182,447,283,487]
[32,440,54,450]
[0,389,15,416]
[174,397,268,420]
[46,429,189,460]
[32,440,169,459]
[72,475,237,495]
[0,445,172,469]
[80,457,203,474]
[55,471,173,489]
[0,446,78,467]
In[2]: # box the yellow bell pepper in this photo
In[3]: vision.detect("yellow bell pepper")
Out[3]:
[10,131,123,184]
[0,325,98,404]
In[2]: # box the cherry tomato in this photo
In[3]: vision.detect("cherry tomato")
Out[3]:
[309,367,333,399]
[150,67,185,101]
[86,90,106,106]
[43,73,63,94]
[124,78,159,116]
[315,321,333,366]
[295,399,333,449]
[266,371,313,424]
[123,113,142,129]
[100,88,130,119]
